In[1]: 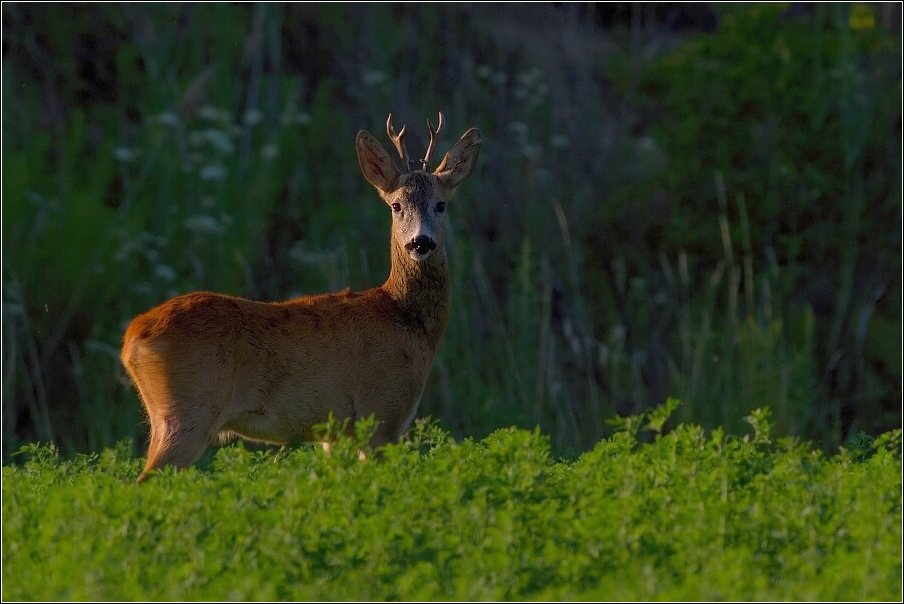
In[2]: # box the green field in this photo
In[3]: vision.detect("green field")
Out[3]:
[3,407,901,601]
[3,5,901,600]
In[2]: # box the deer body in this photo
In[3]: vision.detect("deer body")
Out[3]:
[122,113,480,481]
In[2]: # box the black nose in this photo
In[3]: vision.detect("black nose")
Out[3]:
[406,235,437,255]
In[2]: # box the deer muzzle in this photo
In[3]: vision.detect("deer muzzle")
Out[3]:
[406,235,437,259]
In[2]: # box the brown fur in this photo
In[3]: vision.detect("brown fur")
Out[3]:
[122,116,481,481]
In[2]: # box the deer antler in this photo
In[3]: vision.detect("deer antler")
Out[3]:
[386,114,410,173]
[422,112,445,172]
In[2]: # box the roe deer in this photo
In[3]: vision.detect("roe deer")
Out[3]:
[121,112,481,482]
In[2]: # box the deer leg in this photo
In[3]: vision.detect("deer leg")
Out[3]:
[139,412,218,482]
[319,441,368,461]
[134,370,224,482]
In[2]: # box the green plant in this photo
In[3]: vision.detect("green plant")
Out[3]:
[606,2,901,446]
[3,412,901,600]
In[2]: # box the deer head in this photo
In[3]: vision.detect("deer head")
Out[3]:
[356,112,481,261]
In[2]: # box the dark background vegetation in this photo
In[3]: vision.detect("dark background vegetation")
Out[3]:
[2,2,901,462]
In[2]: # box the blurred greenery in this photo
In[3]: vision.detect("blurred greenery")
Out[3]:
[1,3,901,461]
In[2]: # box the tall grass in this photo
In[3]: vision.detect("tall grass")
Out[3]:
[2,3,899,460]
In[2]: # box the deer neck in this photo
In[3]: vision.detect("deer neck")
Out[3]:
[382,239,451,350]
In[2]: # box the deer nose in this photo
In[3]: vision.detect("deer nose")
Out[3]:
[406,235,437,255]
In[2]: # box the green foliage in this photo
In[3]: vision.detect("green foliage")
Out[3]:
[3,415,901,601]
[2,3,900,463]
[607,2,901,446]
[606,395,682,438]
[611,3,899,256]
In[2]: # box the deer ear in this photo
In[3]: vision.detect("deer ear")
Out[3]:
[356,131,400,193]
[434,128,481,190]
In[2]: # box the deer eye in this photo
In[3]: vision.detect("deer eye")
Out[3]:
[391,202,402,213]
[435,202,446,213]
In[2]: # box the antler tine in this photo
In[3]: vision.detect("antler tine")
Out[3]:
[386,113,410,173]
[422,111,445,172]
